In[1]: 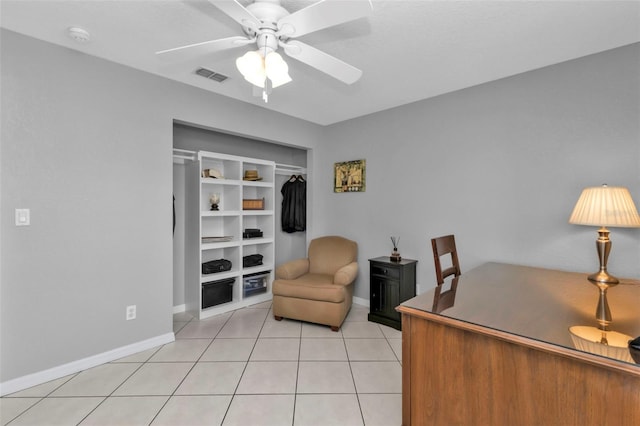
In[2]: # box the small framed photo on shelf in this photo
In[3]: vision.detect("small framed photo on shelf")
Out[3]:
[334,159,366,193]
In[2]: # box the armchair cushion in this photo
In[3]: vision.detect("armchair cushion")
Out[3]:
[273,274,345,303]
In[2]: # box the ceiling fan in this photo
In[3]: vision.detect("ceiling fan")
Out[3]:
[156,0,372,101]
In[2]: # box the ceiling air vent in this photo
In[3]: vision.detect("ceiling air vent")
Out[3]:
[195,67,228,83]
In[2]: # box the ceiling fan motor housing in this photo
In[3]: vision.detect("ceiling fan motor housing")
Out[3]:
[243,0,291,55]
[256,32,279,55]
[244,0,289,34]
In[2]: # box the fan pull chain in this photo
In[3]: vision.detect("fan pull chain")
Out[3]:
[262,36,269,102]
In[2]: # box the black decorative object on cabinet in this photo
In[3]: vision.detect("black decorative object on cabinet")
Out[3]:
[368,257,417,330]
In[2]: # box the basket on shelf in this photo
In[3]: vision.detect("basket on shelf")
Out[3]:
[243,198,265,210]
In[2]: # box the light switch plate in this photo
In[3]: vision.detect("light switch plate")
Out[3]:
[15,209,30,226]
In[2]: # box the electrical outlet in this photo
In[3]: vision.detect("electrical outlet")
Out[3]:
[126,305,136,321]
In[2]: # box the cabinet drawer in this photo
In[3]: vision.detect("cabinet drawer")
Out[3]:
[371,264,400,279]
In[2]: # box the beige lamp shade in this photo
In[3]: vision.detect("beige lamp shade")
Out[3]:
[569,326,634,363]
[569,185,640,228]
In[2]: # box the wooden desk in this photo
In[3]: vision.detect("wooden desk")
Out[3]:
[397,262,640,426]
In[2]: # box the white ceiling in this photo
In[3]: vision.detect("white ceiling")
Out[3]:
[2,0,639,126]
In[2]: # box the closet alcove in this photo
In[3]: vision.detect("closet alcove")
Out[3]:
[172,123,308,314]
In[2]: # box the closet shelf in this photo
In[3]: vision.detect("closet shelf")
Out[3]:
[242,180,274,187]
[201,241,238,250]
[201,178,241,186]
[242,210,274,216]
[202,210,241,217]
[241,237,274,246]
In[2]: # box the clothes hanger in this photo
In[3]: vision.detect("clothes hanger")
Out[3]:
[296,175,305,182]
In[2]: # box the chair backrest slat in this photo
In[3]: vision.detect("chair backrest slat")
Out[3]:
[431,234,461,286]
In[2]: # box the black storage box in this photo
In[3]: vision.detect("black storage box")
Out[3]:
[202,278,234,309]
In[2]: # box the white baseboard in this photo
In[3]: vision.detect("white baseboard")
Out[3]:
[353,296,369,307]
[173,304,186,314]
[0,332,175,397]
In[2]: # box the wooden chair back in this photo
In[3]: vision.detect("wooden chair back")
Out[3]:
[431,234,461,286]
[432,276,459,313]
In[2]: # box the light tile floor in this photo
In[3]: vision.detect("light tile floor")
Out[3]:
[1,303,402,426]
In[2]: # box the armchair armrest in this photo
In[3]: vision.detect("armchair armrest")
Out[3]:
[333,262,358,286]
[275,258,310,280]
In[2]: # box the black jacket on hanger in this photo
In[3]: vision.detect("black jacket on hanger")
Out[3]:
[281,175,306,233]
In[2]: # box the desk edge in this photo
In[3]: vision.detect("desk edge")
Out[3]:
[397,304,640,377]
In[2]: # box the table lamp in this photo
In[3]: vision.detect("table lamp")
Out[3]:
[569,184,640,331]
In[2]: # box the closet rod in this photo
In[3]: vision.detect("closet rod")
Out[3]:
[173,148,197,162]
[275,169,307,176]
[275,163,306,175]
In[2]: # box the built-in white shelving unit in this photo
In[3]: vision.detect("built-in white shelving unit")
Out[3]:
[185,150,275,319]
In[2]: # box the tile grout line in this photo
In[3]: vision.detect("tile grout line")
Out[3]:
[3,366,83,425]
[220,306,271,425]
[73,353,156,424]
[291,315,304,426]
[92,323,178,424]
[343,321,367,426]
[148,312,227,425]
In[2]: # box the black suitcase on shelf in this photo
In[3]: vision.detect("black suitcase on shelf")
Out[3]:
[202,259,232,274]
[243,254,263,268]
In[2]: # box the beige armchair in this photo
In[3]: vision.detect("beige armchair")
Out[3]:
[272,236,358,331]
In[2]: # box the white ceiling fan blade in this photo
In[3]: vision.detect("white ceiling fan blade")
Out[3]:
[277,0,372,38]
[207,0,261,33]
[281,40,362,84]
[156,36,254,62]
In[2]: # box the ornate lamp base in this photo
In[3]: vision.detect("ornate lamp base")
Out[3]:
[588,226,619,336]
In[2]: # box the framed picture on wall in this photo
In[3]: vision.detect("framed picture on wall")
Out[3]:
[334,159,366,193]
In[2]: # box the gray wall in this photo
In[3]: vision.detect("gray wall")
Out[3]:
[172,165,186,307]
[0,29,320,384]
[314,43,640,298]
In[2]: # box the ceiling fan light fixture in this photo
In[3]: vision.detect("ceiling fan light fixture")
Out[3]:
[236,49,292,91]
[265,51,291,88]
[236,50,266,87]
